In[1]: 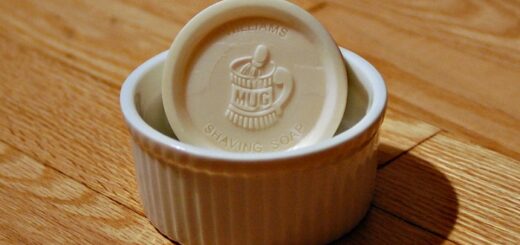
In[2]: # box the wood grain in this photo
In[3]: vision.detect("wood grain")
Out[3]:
[0,33,142,211]
[0,0,176,85]
[314,1,520,159]
[0,142,170,244]
[375,132,520,244]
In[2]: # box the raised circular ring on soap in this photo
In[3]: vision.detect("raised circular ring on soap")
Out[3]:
[162,0,348,152]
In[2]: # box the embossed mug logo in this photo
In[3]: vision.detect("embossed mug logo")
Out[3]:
[225,45,293,130]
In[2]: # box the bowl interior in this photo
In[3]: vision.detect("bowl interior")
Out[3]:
[133,53,370,140]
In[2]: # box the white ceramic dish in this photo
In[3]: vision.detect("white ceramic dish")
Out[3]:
[120,48,387,245]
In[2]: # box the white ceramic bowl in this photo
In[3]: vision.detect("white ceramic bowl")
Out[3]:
[120,48,387,245]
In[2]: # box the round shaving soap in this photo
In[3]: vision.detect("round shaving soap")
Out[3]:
[162,0,348,152]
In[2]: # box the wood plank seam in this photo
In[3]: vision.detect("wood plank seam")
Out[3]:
[372,129,463,243]
[370,205,459,244]
[389,94,520,160]
[373,129,461,244]
[378,130,442,170]
[374,131,520,244]
[0,141,172,244]
[0,138,146,220]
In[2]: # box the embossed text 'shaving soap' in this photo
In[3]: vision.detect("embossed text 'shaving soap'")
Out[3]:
[162,0,348,152]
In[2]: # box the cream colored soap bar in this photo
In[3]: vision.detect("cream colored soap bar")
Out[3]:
[162,0,347,152]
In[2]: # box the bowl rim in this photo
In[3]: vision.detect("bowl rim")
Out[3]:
[120,47,387,162]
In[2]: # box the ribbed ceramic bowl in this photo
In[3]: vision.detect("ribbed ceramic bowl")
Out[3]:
[120,48,386,245]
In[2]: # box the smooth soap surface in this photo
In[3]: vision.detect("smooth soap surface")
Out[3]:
[162,0,347,152]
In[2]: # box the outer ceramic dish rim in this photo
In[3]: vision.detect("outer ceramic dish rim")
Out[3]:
[121,47,386,163]
[161,0,348,150]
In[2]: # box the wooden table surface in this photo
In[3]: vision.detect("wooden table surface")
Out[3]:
[1,0,519,244]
